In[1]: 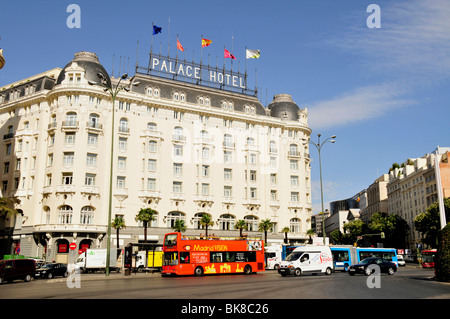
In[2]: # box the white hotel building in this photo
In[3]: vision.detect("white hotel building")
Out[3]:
[0,52,312,262]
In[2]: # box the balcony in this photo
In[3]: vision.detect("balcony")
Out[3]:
[288,150,301,158]
[86,121,103,132]
[56,185,76,194]
[81,185,100,195]
[3,133,14,140]
[34,224,107,233]
[172,134,186,142]
[222,141,235,150]
[61,121,79,131]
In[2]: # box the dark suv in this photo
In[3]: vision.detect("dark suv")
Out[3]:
[34,263,68,279]
[0,259,36,284]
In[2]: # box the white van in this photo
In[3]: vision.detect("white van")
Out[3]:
[278,246,333,276]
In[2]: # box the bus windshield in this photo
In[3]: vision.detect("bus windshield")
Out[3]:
[164,234,178,246]
[164,252,178,266]
[285,252,304,261]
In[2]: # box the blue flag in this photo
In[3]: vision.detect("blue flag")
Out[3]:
[153,25,162,35]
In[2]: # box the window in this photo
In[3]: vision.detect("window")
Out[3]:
[289,144,299,156]
[173,126,184,140]
[223,134,233,147]
[244,216,258,231]
[269,141,277,153]
[224,169,232,181]
[148,159,157,171]
[219,214,235,231]
[119,137,128,150]
[291,192,299,202]
[271,190,277,201]
[250,188,257,199]
[80,206,94,224]
[89,114,100,128]
[290,218,301,233]
[201,183,210,196]
[58,205,73,224]
[173,163,183,175]
[85,173,96,186]
[224,186,232,197]
[166,211,185,228]
[202,147,210,160]
[224,151,232,163]
[202,165,209,177]
[250,170,257,182]
[147,178,156,190]
[63,152,75,166]
[174,145,183,157]
[119,118,129,133]
[290,160,298,170]
[149,141,157,153]
[173,181,182,193]
[65,112,77,126]
[62,173,73,185]
[116,176,126,189]
[271,173,277,185]
[249,154,257,164]
[3,162,10,174]
[86,153,97,167]
[88,133,98,146]
[118,157,127,170]
[147,122,157,131]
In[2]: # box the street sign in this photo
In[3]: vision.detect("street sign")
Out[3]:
[69,243,77,250]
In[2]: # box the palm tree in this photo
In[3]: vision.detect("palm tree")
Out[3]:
[258,219,273,246]
[0,197,18,256]
[307,229,315,244]
[199,214,214,237]
[172,219,186,233]
[282,227,290,244]
[234,219,248,238]
[135,208,156,243]
[111,216,126,250]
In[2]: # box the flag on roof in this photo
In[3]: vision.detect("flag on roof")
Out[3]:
[177,37,184,52]
[246,49,260,59]
[224,49,236,60]
[152,25,162,35]
[202,38,212,47]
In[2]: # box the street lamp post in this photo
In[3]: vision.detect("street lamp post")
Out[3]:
[88,73,139,276]
[305,134,336,245]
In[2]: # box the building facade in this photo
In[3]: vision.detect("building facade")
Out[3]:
[0,51,312,261]
[387,148,450,250]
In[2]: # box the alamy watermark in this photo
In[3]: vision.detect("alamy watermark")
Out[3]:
[66,264,81,288]
[66,4,81,29]
[367,4,381,29]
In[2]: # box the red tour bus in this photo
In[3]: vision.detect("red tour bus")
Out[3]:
[162,232,265,276]
[421,249,437,268]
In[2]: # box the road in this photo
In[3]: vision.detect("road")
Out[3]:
[1,266,448,299]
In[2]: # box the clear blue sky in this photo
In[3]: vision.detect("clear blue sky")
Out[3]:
[1,0,449,215]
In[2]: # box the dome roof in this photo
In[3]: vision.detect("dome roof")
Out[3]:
[268,94,300,121]
[56,51,110,86]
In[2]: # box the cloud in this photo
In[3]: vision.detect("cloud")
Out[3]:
[308,82,413,130]
[308,0,449,130]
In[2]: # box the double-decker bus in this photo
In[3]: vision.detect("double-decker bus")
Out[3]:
[421,249,437,268]
[162,232,265,276]
[330,246,398,271]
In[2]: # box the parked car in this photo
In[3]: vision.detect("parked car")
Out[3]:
[397,255,406,267]
[34,263,68,279]
[0,259,36,284]
[348,257,397,276]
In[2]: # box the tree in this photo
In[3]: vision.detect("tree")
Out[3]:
[135,208,156,243]
[369,212,409,248]
[0,197,18,257]
[111,216,126,250]
[343,219,368,245]
[0,197,17,221]
[199,214,214,237]
[415,198,450,248]
[258,219,273,245]
[234,220,248,238]
[435,223,450,282]
[330,229,344,245]
[306,229,315,244]
[282,227,290,244]
[172,219,186,233]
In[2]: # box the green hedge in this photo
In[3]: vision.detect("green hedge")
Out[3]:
[435,223,450,282]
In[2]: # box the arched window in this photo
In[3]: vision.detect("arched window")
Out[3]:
[247,137,255,145]
[289,144,298,156]
[193,213,211,230]
[89,114,100,128]
[200,130,209,139]
[244,215,259,232]
[119,118,129,133]
[147,122,157,131]
[173,126,184,140]
[148,140,157,152]
[166,211,185,228]
[80,206,94,224]
[65,112,77,126]
[290,218,301,233]
[219,214,235,231]
[58,205,73,224]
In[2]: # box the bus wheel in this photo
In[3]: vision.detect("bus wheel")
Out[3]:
[294,268,302,276]
[194,266,204,277]
[344,264,349,272]
[325,267,332,275]
[244,265,252,275]
[274,264,280,270]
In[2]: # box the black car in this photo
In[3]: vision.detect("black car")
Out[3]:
[34,263,68,279]
[348,257,397,276]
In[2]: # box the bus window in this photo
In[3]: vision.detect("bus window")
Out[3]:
[164,234,178,246]
[211,252,223,263]
[180,252,190,264]
[224,252,236,262]
[164,252,178,266]
[332,250,349,262]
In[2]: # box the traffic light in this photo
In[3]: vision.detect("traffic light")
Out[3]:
[381,232,385,239]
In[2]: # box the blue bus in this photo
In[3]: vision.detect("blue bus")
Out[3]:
[330,246,398,271]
